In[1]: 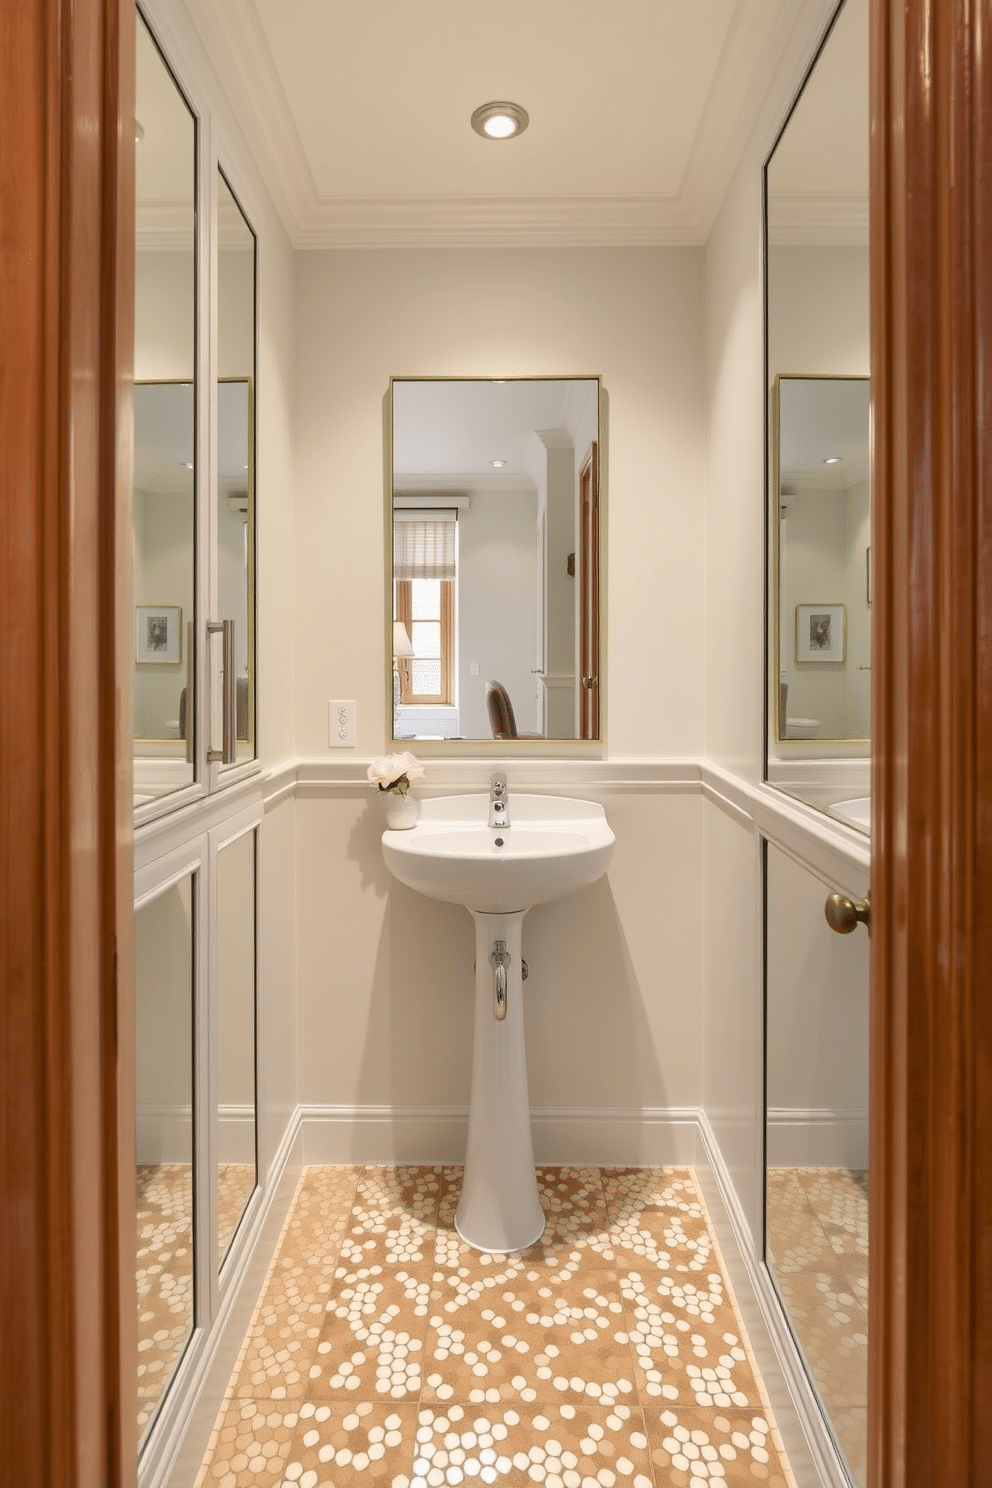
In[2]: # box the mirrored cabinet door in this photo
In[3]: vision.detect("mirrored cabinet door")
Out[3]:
[135,871,197,1446]
[215,826,258,1266]
[134,11,198,810]
[764,841,869,1486]
[217,169,257,769]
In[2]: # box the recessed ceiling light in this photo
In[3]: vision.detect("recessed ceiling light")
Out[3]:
[823,456,842,464]
[471,102,529,140]
[490,459,507,468]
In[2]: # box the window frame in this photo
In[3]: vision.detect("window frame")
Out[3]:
[395,578,455,706]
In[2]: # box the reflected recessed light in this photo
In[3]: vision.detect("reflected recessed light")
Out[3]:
[471,101,529,140]
[490,459,507,468]
[135,119,145,142]
[823,456,842,464]
[181,461,193,469]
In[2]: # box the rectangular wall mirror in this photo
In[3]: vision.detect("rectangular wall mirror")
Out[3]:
[388,376,602,744]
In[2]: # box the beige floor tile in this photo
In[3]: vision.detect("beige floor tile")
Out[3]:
[766,1169,838,1275]
[306,1261,434,1402]
[195,1398,303,1488]
[618,1268,764,1412]
[437,1165,615,1265]
[643,1405,794,1487]
[774,1264,868,1413]
[275,1401,418,1485]
[413,1401,656,1488]
[336,1166,444,1273]
[424,1258,638,1408]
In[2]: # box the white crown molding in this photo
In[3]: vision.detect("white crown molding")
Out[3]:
[768,192,869,246]
[181,0,815,250]
[293,193,701,250]
[677,0,802,239]
[183,0,319,237]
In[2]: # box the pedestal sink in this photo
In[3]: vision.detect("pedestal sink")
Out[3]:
[381,792,615,1253]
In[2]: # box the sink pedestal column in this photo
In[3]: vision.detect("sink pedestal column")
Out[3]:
[455,909,546,1253]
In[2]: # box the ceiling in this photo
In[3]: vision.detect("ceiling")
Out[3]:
[181,0,824,249]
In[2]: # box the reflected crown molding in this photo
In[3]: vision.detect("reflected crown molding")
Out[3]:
[767,192,869,246]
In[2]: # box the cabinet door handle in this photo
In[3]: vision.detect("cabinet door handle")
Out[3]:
[825,888,871,937]
[184,619,194,766]
[206,619,236,765]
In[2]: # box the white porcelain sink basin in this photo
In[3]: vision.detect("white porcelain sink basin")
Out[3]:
[382,793,615,912]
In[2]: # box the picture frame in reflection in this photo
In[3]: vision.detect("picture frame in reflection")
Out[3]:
[136,604,182,665]
[796,603,845,662]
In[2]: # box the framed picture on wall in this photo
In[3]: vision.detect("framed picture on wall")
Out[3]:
[136,604,182,664]
[796,603,845,662]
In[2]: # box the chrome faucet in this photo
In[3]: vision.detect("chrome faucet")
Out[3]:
[489,771,509,828]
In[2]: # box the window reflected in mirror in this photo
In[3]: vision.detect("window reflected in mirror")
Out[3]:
[134,10,197,810]
[135,873,196,1445]
[389,377,601,744]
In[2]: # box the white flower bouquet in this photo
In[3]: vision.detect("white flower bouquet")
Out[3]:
[367,751,425,797]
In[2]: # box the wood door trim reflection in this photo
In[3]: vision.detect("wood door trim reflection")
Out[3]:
[869,0,992,1480]
[579,442,600,740]
[0,0,135,1480]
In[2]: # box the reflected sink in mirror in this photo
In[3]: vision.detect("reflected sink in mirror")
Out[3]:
[381,794,615,912]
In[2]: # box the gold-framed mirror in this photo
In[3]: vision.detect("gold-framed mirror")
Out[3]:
[387,376,603,746]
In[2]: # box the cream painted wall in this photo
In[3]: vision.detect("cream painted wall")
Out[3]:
[293,246,707,759]
[293,789,704,1119]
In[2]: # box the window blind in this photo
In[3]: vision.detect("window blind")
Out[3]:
[393,513,456,580]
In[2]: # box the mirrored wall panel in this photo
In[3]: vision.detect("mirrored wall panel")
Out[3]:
[134,10,197,809]
[389,377,601,743]
[765,0,869,774]
[217,170,257,766]
[765,842,869,1486]
[135,873,196,1445]
[215,828,257,1266]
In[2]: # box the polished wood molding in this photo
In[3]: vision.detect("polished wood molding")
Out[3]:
[869,0,992,1480]
[0,0,135,1481]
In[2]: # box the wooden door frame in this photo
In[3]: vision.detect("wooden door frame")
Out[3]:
[0,0,136,1482]
[869,0,992,1480]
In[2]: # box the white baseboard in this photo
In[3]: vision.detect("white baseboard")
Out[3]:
[298,1103,702,1167]
[766,1108,868,1169]
[696,1112,851,1488]
[137,1104,257,1166]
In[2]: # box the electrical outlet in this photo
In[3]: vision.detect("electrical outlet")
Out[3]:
[328,699,356,747]
[470,661,480,675]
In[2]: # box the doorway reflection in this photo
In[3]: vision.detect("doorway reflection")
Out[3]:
[765,841,869,1485]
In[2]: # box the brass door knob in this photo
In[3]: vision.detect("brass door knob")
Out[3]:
[825,889,871,937]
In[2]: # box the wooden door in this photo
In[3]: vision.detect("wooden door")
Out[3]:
[869,0,992,1480]
[0,0,135,1481]
[579,442,600,739]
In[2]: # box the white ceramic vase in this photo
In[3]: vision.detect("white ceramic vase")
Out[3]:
[384,791,419,830]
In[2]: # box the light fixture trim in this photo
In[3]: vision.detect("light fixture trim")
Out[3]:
[490,458,507,468]
[823,455,842,465]
[471,101,529,140]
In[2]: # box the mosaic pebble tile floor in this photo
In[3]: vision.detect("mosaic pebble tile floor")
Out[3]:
[766,1168,868,1488]
[137,1163,256,1435]
[195,1165,797,1488]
